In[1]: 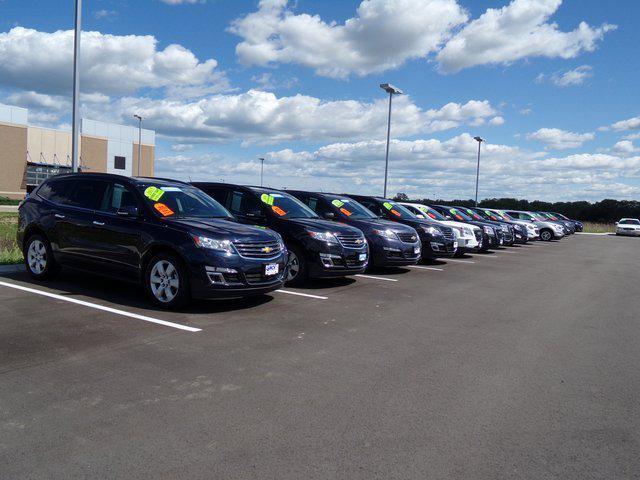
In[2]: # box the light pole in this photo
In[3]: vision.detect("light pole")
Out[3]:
[258,157,265,186]
[474,136,484,206]
[134,114,142,176]
[71,0,82,173]
[380,83,403,198]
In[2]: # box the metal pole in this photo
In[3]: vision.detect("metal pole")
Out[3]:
[137,116,142,176]
[474,140,482,206]
[260,158,264,187]
[71,0,82,173]
[383,92,393,198]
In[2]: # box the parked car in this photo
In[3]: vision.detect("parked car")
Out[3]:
[616,218,640,236]
[399,202,484,254]
[430,205,502,249]
[288,191,421,268]
[346,195,458,258]
[454,206,515,245]
[193,183,368,285]
[485,209,540,240]
[549,212,583,232]
[18,174,288,308]
[471,208,529,244]
[536,212,575,234]
[503,210,565,241]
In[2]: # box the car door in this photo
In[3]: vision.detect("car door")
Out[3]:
[49,178,107,266]
[90,181,145,279]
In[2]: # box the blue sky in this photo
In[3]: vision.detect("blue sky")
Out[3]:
[1,0,639,201]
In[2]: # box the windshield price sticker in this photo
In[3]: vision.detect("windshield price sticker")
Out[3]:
[144,186,165,201]
[154,202,174,217]
[261,194,275,205]
[390,209,401,217]
[340,207,352,216]
[272,205,287,216]
[428,212,436,219]
[332,199,345,208]
[383,202,394,210]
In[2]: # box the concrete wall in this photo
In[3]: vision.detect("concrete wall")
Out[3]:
[0,123,28,198]
[132,144,155,177]
[81,136,108,174]
[27,127,72,165]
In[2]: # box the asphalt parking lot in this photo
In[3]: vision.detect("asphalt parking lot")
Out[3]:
[1,234,639,479]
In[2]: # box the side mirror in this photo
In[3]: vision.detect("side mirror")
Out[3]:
[117,205,139,217]
[324,212,335,220]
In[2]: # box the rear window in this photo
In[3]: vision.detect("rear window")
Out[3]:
[65,180,109,210]
[37,179,73,204]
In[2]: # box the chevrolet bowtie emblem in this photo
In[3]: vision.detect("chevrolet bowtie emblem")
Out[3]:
[355,239,363,244]
[261,246,273,253]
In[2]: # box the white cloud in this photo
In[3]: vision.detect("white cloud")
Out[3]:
[609,116,640,132]
[170,143,194,152]
[526,127,594,150]
[0,27,225,95]
[229,0,468,78]
[489,116,505,126]
[93,10,117,20]
[537,65,593,86]
[437,0,615,73]
[612,140,637,156]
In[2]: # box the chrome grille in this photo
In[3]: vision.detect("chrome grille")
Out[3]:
[336,234,366,249]
[474,229,482,241]
[398,232,418,243]
[234,240,282,258]
[439,226,455,240]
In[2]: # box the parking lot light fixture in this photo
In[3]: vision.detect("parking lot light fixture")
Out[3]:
[474,136,484,206]
[71,0,82,173]
[380,83,403,198]
[259,157,265,187]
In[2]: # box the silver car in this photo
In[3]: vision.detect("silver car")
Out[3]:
[504,210,566,241]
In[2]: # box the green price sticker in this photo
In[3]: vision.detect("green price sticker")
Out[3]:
[331,199,345,208]
[260,193,274,205]
[383,202,394,210]
[144,186,164,201]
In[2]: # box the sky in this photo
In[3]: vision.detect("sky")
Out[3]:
[1,0,639,201]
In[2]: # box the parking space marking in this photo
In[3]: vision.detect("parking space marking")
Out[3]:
[445,259,476,264]
[276,289,328,300]
[355,274,398,282]
[0,281,201,332]
[409,265,444,271]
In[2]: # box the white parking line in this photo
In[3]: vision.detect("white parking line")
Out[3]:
[355,274,398,282]
[276,289,328,300]
[445,259,475,264]
[409,265,444,271]
[0,281,201,332]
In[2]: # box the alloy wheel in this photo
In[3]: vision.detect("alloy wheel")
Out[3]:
[27,239,47,275]
[149,260,180,303]
[286,251,300,282]
[541,230,552,241]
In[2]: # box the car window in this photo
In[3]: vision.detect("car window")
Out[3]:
[198,186,228,206]
[137,184,231,219]
[252,189,318,219]
[312,197,335,218]
[66,179,109,210]
[37,178,74,204]
[359,200,383,216]
[620,219,640,225]
[229,190,264,217]
[98,183,139,214]
[325,196,376,219]
[416,205,445,221]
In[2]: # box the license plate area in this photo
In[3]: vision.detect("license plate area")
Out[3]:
[358,253,367,262]
[264,263,279,276]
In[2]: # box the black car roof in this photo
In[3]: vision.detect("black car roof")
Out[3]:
[48,173,190,187]
[192,182,286,194]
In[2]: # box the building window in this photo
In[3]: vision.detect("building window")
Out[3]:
[114,156,126,170]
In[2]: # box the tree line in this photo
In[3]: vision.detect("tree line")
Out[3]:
[393,193,639,223]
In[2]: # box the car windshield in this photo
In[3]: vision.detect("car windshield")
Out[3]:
[462,208,484,221]
[486,210,507,221]
[620,219,640,225]
[253,189,318,219]
[415,204,446,221]
[138,184,232,219]
[379,201,417,220]
[445,207,473,222]
[325,196,377,219]
[531,213,548,221]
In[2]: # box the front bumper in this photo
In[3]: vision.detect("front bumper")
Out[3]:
[370,237,421,266]
[307,244,369,278]
[616,228,640,236]
[423,237,457,258]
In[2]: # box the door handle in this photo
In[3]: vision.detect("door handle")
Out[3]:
[93,221,105,226]
[54,213,66,219]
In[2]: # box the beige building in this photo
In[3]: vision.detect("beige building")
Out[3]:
[0,104,155,199]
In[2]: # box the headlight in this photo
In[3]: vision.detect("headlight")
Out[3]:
[483,226,494,235]
[553,224,564,232]
[192,235,235,255]
[372,228,398,240]
[500,224,509,232]
[307,230,339,244]
[422,226,442,236]
[463,227,473,236]
[526,223,535,230]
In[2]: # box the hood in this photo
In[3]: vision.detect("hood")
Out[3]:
[282,217,363,235]
[170,218,279,242]
[347,217,416,233]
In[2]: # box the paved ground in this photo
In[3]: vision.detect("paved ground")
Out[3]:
[1,235,639,479]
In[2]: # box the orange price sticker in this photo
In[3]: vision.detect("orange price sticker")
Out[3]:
[390,209,401,217]
[154,202,174,217]
[340,207,352,216]
[272,205,287,216]
[428,212,436,219]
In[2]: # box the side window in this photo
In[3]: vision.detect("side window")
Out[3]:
[362,201,382,216]
[200,187,228,207]
[98,183,139,214]
[229,191,263,217]
[306,197,318,212]
[66,180,108,210]
[37,179,73,204]
[313,198,333,218]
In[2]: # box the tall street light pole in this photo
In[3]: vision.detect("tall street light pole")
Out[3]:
[474,136,485,206]
[380,83,403,198]
[71,0,82,173]
[258,157,265,187]
[134,115,142,176]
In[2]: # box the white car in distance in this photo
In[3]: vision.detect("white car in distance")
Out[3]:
[400,202,483,253]
[616,218,640,236]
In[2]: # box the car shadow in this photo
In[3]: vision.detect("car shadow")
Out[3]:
[420,258,448,266]
[366,266,411,276]
[1,268,275,315]
[292,277,357,290]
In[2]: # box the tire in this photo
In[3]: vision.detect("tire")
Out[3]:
[285,244,308,287]
[454,248,465,258]
[24,234,60,280]
[539,229,554,241]
[144,253,190,309]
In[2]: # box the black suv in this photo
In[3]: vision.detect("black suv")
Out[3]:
[288,191,421,267]
[193,183,368,286]
[346,195,457,258]
[472,208,528,244]
[18,174,288,308]
[430,205,503,249]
